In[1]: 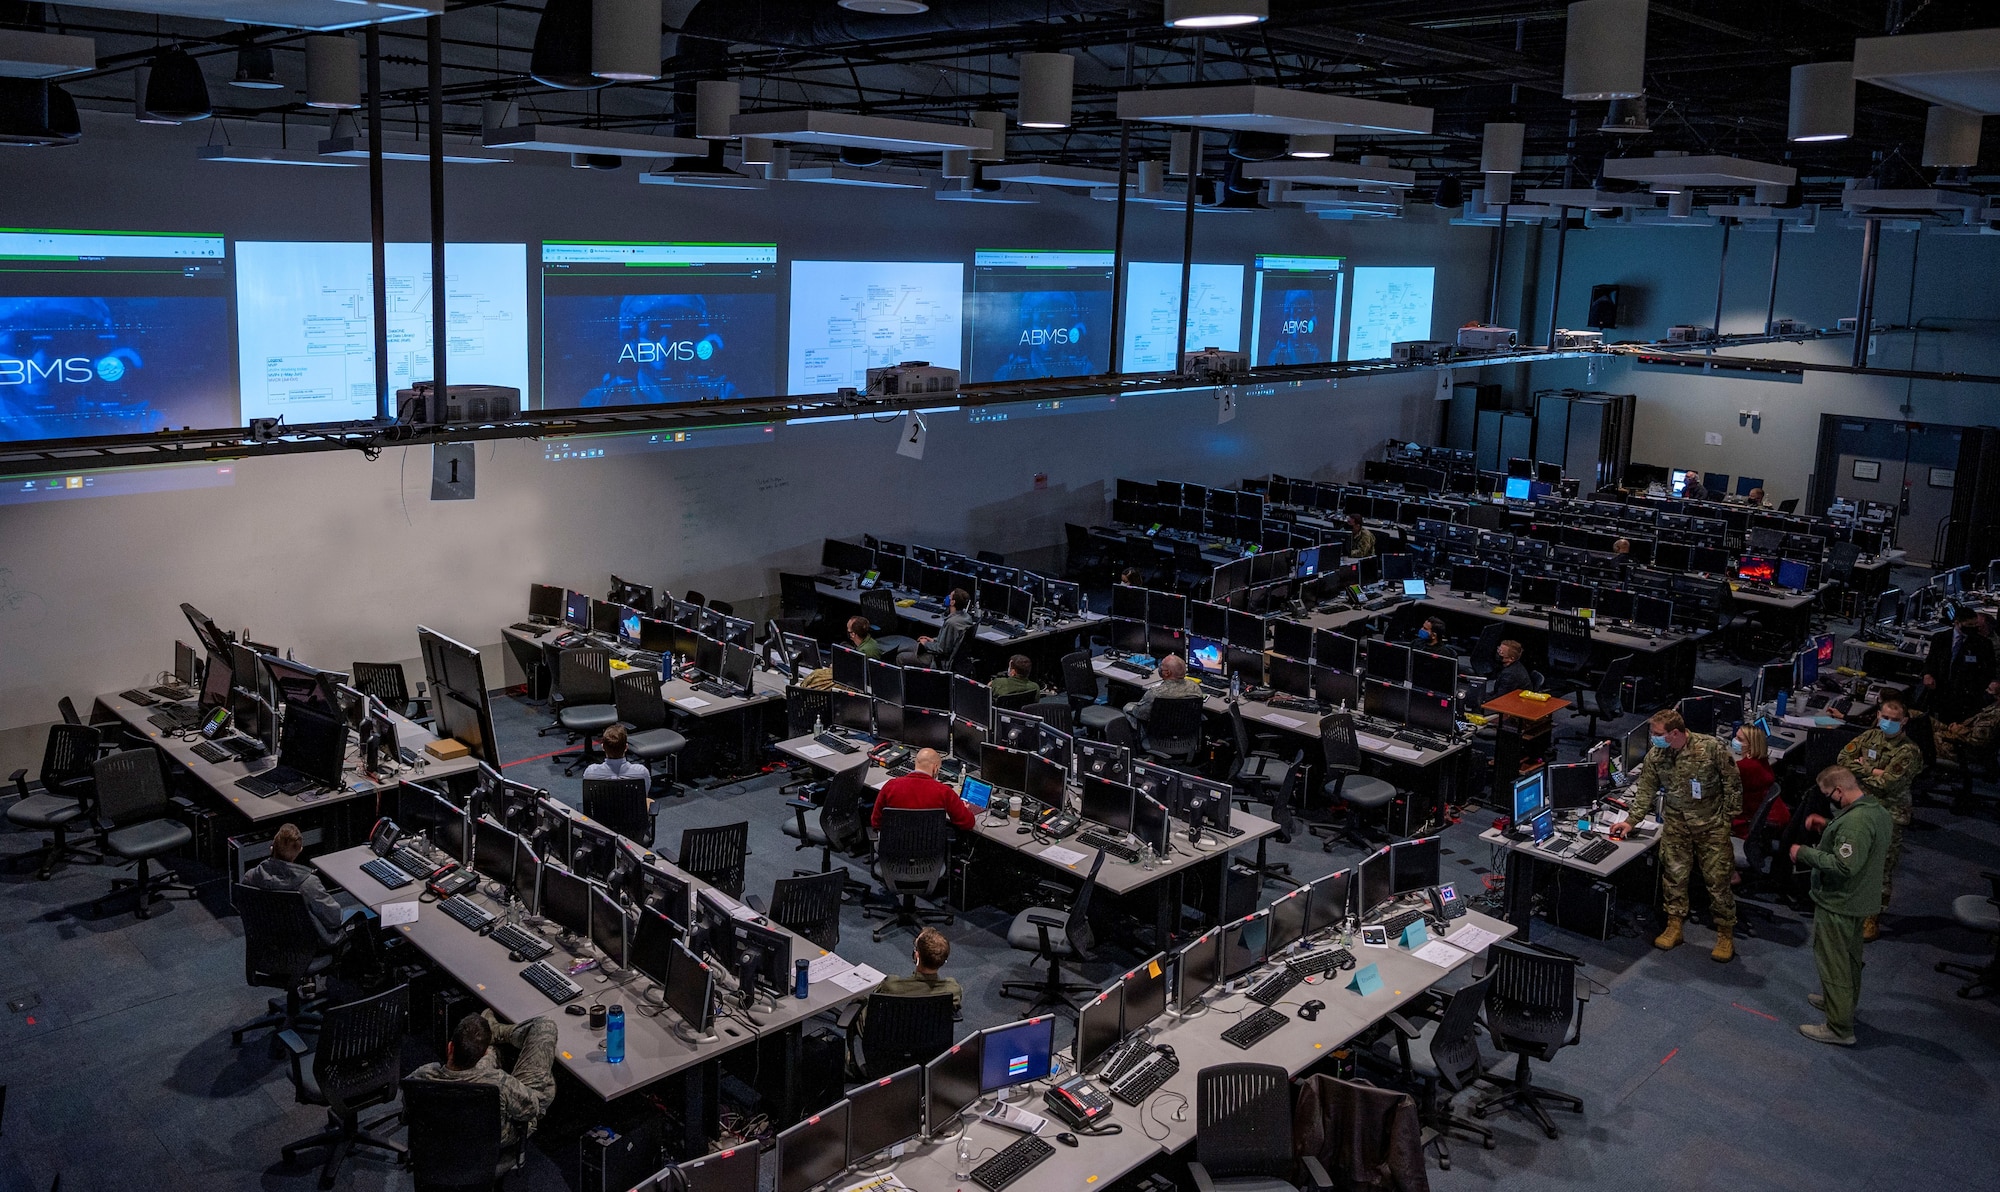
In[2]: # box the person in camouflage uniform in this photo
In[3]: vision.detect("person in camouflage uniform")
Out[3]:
[1611,708,1743,961]
[408,1010,559,1146]
[1791,765,1891,1045]
[1934,679,2000,764]
[1835,696,1923,941]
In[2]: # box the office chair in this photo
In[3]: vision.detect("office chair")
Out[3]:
[1241,764,1305,889]
[1228,701,1291,812]
[1065,522,1111,584]
[707,599,735,617]
[865,808,955,942]
[782,766,873,900]
[89,750,197,919]
[503,634,551,702]
[1778,498,1799,513]
[1470,623,1508,677]
[1372,978,1497,1169]
[56,695,82,726]
[859,588,919,658]
[1311,712,1397,852]
[992,689,1038,712]
[1191,1062,1331,1192]
[231,883,336,1044]
[976,550,1006,565]
[7,722,103,879]
[848,992,957,1081]
[786,684,834,739]
[1028,697,1074,734]
[1000,851,1104,1015]
[684,590,707,609]
[751,870,846,951]
[582,777,653,847]
[1061,650,1125,737]
[671,822,750,899]
[349,662,431,727]
[1730,786,1786,935]
[400,1079,515,1190]
[1544,612,1596,695]
[1102,713,1139,754]
[279,984,409,1189]
[1936,871,2000,998]
[612,671,687,797]
[776,571,823,637]
[1567,654,1632,741]
[549,648,619,777]
[1472,942,1588,1139]
[1140,695,1207,768]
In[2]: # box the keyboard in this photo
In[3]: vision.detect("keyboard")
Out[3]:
[360,857,415,888]
[148,706,201,731]
[150,684,193,701]
[1099,1039,1155,1084]
[521,959,582,1004]
[508,622,542,634]
[1108,1049,1181,1105]
[191,741,233,765]
[119,688,159,706]
[911,599,947,615]
[1509,608,1547,619]
[390,846,442,879]
[969,1134,1053,1191]
[439,894,495,931]
[1221,1006,1289,1049]
[1268,695,1321,713]
[1374,908,1425,938]
[222,736,267,760]
[1077,831,1141,863]
[1109,659,1153,678]
[1287,947,1355,980]
[1574,838,1619,865]
[490,921,554,960]
[626,651,662,669]
[235,767,310,798]
[814,732,860,755]
[1247,967,1303,1006]
[693,680,737,698]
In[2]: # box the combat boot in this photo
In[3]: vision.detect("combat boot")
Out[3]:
[1710,927,1734,963]
[1862,916,1880,942]
[1653,916,1683,949]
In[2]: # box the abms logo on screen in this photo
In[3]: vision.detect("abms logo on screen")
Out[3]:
[620,338,718,364]
[1019,325,1085,346]
[0,355,129,385]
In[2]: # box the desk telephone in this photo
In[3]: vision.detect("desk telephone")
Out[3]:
[1044,1073,1114,1130]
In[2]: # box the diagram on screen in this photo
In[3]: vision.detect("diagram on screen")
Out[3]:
[788,261,964,394]
[1121,262,1243,372]
[1346,266,1435,361]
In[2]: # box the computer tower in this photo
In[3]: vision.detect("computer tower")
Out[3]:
[580,1118,664,1192]
[1549,868,1615,939]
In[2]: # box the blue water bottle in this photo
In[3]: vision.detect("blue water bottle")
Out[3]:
[794,959,811,1000]
[605,1005,625,1064]
[1775,689,1789,717]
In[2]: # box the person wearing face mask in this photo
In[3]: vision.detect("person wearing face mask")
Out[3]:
[1790,765,1891,1045]
[1935,678,2000,764]
[1410,617,1457,658]
[1728,724,1787,841]
[1835,698,1924,940]
[1610,709,1743,960]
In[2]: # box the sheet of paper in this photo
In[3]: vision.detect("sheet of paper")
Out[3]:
[1411,938,1473,968]
[380,901,419,927]
[1385,745,1424,761]
[1781,715,1820,729]
[1356,734,1389,750]
[1264,713,1308,729]
[676,696,712,710]
[796,743,833,760]
[831,963,886,993]
[807,953,854,983]
[1041,844,1090,867]
[1444,923,1502,953]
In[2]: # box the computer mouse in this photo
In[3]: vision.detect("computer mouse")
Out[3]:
[1055,1132,1079,1148]
[1298,999,1326,1021]
[1155,1044,1175,1059]
[509,950,527,963]
[563,1003,588,1016]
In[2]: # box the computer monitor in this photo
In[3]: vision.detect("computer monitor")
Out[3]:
[1777,558,1811,591]
[925,1035,984,1139]
[1358,847,1393,918]
[1736,475,1764,497]
[735,919,794,997]
[590,884,628,966]
[1516,575,1559,607]
[1558,582,1594,611]
[691,633,725,681]
[1366,640,1410,685]
[1595,588,1635,621]
[902,707,952,754]
[1220,911,1270,980]
[1181,774,1233,835]
[865,658,903,705]
[1505,476,1532,501]
[1363,680,1408,724]
[1132,760,1179,810]
[951,717,987,765]
[677,1145,757,1192]
[1076,987,1123,1070]
[1109,618,1149,653]
[1024,753,1067,808]
[1405,690,1455,737]
[979,1017,1055,1093]
[627,905,681,986]
[1075,738,1130,784]
[822,538,875,575]
[473,820,520,887]
[511,841,542,913]
[849,1065,926,1165]
[872,699,905,741]
[1796,646,1820,689]
[528,583,565,622]
[1390,835,1441,896]
[1148,591,1187,631]
[775,1100,849,1192]
[1306,870,1349,934]
[1267,654,1313,699]
[829,645,866,691]
[1037,724,1072,771]
[1512,770,1548,824]
[718,643,756,694]
[1267,886,1309,952]
[957,775,995,813]
[1189,600,1230,642]
[1133,792,1170,855]
[980,743,1029,793]
[1176,928,1221,1010]
[1188,635,1225,675]
[1409,651,1456,696]
[279,706,349,790]
[591,599,623,639]
[987,706,1038,752]
[540,863,591,939]
[1312,665,1360,710]
[830,690,873,733]
[1080,775,1135,834]
[568,818,622,883]
[563,589,591,630]
[198,647,234,712]
[1548,762,1598,811]
[1622,721,1654,776]
[950,675,992,727]
[1271,620,1313,661]
[1122,954,1169,1032]
[1225,609,1266,653]
[1111,585,1148,622]
[1633,595,1673,632]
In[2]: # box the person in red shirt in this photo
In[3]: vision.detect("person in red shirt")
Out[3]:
[871,748,976,831]
[1730,724,1788,840]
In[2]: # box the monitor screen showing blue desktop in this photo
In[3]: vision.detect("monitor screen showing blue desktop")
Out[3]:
[1402,579,1427,597]
[1504,477,1532,500]
[1513,770,1547,823]
[959,776,994,811]
[1188,636,1224,674]
[979,1017,1055,1093]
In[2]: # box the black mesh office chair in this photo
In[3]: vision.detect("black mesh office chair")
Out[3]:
[1000,852,1103,1014]
[672,822,749,898]
[1470,623,1508,677]
[231,883,335,1044]
[684,590,707,609]
[1936,871,2000,998]
[859,588,919,658]
[786,684,834,739]
[755,870,846,951]
[349,661,431,726]
[707,599,735,617]
[1545,612,1595,695]
[1228,701,1292,813]
[1062,650,1125,738]
[549,648,619,776]
[782,765,873,900]
[612,671,688,798]
[90,749,197,918]
[582,777,653,847]
[993,689,1037,712]
[1103,713,1139,753]
[1311,713,1396,852]
[865,807,956,942]
[1472,942,1588,1139]
[7,722,103,879]
[401,1079,515,1190]
[1730,785,1786,935]
[1372,977,1497,1169]
[279,984,409,1188]
[1141,695,1207,768]
[850,992,958,1081]
[57,695,83,725]
[776,572,823,637]
[1778,498,1798,513]
[1028,697,1074,734]
[1191,1061,1330,1192]
[1568,654,1632,741]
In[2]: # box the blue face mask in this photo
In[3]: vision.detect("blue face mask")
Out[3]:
[1879,718,1902,736]
[1416,630,1431,642]
[1729,739,1744,755]
[1651,734,1672,750]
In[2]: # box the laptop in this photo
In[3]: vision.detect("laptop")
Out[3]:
[959,776,995,811]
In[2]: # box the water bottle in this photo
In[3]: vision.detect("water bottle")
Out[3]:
[1775,689,1789,717]
[813,714,824,737]
[795,958,811,1000]
[1230,671,1242,700]
[605,1005,625,1064]
[955,1133,974,1179]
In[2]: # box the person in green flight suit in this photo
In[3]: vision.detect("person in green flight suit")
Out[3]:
[845,615,883,660]
[1791,765,1891,1045]
[988,654,1041,700]
[1610,708,1744,961]
[1835,696,1923,941]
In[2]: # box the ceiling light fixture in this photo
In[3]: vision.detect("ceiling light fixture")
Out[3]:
[133,67,177,125]
[696,79,739,139]
[1599,96,1650,134]
[1788,61,1853,143]
[1481,122,1524,175]
[838,0,929,12]
[970,110,1006,162]
[1017,52,1074,129]
[484,123,705,158]
[1922,105,1983,168]
[229,45,282,89]
[593,0,660,82]
[305,35,360,109]
[1563,0,1648,102]
[740,136,775,166]
[199,143,361,167]
[532,0,607,90]
[1434,176,1464,208]
[0,78,79,146]
[1164,0,1268,29]
[1288,133,1335,158]
[144,48,211,122]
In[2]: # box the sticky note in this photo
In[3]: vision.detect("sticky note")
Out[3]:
[1347,963,1383,996]
[1148,959,1163,980]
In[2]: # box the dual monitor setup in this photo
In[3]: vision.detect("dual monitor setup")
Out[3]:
[822,537,1085,624]
[1510,746,1616,841]
[529,583,759,695]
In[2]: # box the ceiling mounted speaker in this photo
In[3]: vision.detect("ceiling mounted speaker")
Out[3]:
[1923,105,1983,168]
[940,147,971,178]
[741,136,775,166]
[1017,52,1074,129]
[970,109,1005,162]
[696,78,738,138]
[532,0,607,90]
[1599,95,1650,134]
[1288,133,1336,158]
[1433,175,1463,208]
[0,78,75,146]
[230,45,282,90]
[1139,158,1164,191]
[1788,61,1852,143]
[592,0,660,81]
[1480,122,1525,174]
[305,35,360,109]
[1163,0,1268,29]
[144,48,211,122]
[1484,172,1512,204]
[839,145,883,166]
[1169,129,1192,175]
[1563,0,1648,102]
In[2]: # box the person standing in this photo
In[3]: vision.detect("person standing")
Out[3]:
[1836,698,1923,940]
[1924,609,1995,725]
[1791,766,1891,1045]
[1611,709,1743,961]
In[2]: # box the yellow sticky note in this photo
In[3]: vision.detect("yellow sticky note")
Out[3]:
[561,1051,573,1060]
[1147,959,1163,980]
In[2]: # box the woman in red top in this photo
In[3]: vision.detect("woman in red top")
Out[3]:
[1729,725,1787,840]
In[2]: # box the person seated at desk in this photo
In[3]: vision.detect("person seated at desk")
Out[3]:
[1125,653,1202,724]
[872,748,976,830]
[901,589,974,668]
[1745,487,1769,508]
[1681,468,1710,501]
[1492,639,1532,694]
[582,724,650,783]
[1730,724,1787,842]
[244,822,376,969]
[846,615,884,660]
[1936,678,2000,763]
[1612,538,1631,557]
[1412,617,1456,657]
[409,1010,559,1148]
[875,926,963,1008]
[989,654,1041,699]
[1345,514,1376,559]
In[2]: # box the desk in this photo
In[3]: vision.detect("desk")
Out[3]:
[812,580,1104,676]
[1478,823,1659,936]
[1415,586,1705,700]
[1483,690,1569,786]
[1729,580,1834,641]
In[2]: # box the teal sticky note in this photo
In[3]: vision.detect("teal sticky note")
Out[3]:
[1401,920,1429,949]
[1347,963,1383,996]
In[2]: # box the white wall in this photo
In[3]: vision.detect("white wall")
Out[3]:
[0,116,1493,746]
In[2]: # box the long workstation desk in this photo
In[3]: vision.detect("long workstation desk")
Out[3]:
[812,577,1106,675]
[1411,585,1707,700]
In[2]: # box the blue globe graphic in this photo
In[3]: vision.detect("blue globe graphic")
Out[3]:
[695,339,715,361]
[95,356,126,382]
[1069,325,1085,342]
